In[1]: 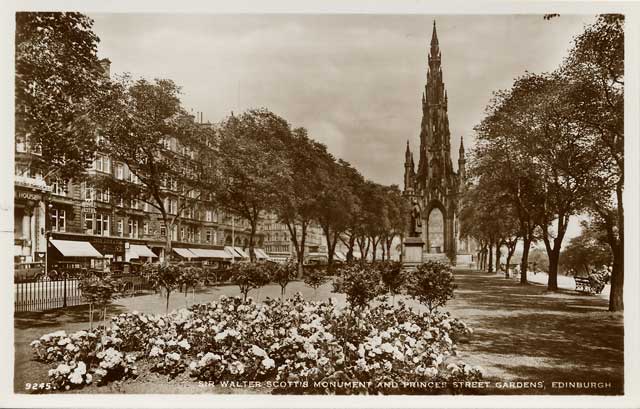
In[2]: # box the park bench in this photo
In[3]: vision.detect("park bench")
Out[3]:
[574,276,605,295]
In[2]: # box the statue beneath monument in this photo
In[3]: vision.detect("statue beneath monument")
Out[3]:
[410,200,422,237]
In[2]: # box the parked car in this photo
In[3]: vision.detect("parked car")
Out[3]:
[14,262,45,283]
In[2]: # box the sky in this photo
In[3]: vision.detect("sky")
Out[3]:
[89,14,597,240]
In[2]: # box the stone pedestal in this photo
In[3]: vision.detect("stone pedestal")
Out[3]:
[404,237,424,264]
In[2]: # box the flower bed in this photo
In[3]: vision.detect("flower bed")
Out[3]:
[31,294,481,394]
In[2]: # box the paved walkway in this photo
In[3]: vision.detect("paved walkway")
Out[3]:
[14,270,623,394]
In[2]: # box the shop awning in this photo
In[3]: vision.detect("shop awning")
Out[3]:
[173,248,197,259]
[254,248,270,260]
[189,248,232,259]
[130,244,157,258]
[224,246,249,259]
[50,239,103,258]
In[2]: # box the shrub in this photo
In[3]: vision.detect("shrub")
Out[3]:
[332,263,384,309]
[269,261,298,299]
[302,266,328,297]
[375,260,406,302]
[78,274,122,329]
[230,262,271,301]
[142,262,184,313]
[405,261,456,313]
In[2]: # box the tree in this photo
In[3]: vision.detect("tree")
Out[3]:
[269,261,298,300]
[405,261,456,315]
[314,159,360,270]
[97,77,211,261]
[230,262,271,302]
[381,186,410,261]
[561,14,624,311]
[78,273,122,330]
[376,260,406,304]
[142,262,183,314]
[274,128,331,275]
[212,109,293,262]
[560,221,612,276]
[15,12,108,179]
[303,267,329,299]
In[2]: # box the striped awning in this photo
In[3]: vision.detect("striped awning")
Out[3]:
[254,248,270,260]
[173,248,197,258]
[224,246,249,259]
[130,244,157,258]
[50,240,103,258]
[189,248,232,259]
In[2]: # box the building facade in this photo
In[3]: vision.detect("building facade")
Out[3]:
[261,214,326,263]
[403,22,476,265]
[14,60,264,273]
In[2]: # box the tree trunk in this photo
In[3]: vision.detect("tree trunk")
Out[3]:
[520,237,531,285]
[609,243,623,311]
[542,216,568,291]
[166,290,170,314]
[609,182,624,311]
[495,240,501,273]
[488,243,494,273]
[248,218,258,262]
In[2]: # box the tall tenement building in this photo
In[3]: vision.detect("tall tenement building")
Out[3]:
[14,59,265,273]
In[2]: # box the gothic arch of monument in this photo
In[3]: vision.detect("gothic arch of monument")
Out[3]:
[402,21,474,265]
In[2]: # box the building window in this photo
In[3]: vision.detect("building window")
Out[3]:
[94,155,111,173]
[130,198,138,210]
[206,230,212,243]
[143,222,149,235]
[50,209,66,232]
[84,184,95,201]
[180,227,185,241]
[96,214,110,236]
[117,220,123,237]
[171,225,177,241]
[205,210,213,222]
[128,219,138,238]
[117,196,124,207]
[84,213,94,234]
[160,226,166,237]
[51,179,68,196]
[164,198,178,215]
[95,188,110,203]
[115,164,124,180]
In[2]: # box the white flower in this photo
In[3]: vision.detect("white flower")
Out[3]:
[75,361,87,375]
[317,357,330,366]
[85,373,93,384]
[178,340,190,350]
[57,337,71,346]
[424,367,438,377]
[65,343,76,351]
[214,331,228,341]
[149,346,163,357]
[56,363,71,374]
[380,343,394,353]
[261,357,275,369]
[69,372,83,384]
[251,344,267,357]
[167,352,180,361]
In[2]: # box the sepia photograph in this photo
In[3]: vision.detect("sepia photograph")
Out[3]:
[1,1,639,408]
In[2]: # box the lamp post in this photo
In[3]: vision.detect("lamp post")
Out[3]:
[231,215,235,264]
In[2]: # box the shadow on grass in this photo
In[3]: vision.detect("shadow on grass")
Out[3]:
[447,270,623,395]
